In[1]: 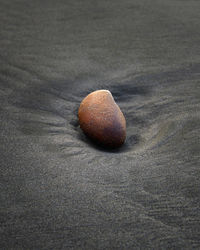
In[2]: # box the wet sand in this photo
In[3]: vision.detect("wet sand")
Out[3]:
[0,0,200,249]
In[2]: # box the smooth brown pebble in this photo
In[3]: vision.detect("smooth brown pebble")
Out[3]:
[78,90,126,148]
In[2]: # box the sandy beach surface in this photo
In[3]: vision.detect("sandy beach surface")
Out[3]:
[0,0,200,249]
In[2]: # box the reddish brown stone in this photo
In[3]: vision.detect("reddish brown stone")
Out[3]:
[78,90,126,148]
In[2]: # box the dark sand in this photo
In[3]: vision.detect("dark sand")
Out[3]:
[0,0,200,249]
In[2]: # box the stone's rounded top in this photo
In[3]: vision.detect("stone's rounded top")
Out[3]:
[78,89,126,148]
[79,89,113,105]
[86,89,111,94]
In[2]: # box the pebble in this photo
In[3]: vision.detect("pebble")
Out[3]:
[78,90,126,148]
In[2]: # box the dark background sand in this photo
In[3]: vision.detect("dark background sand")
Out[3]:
[0,0,200,249]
